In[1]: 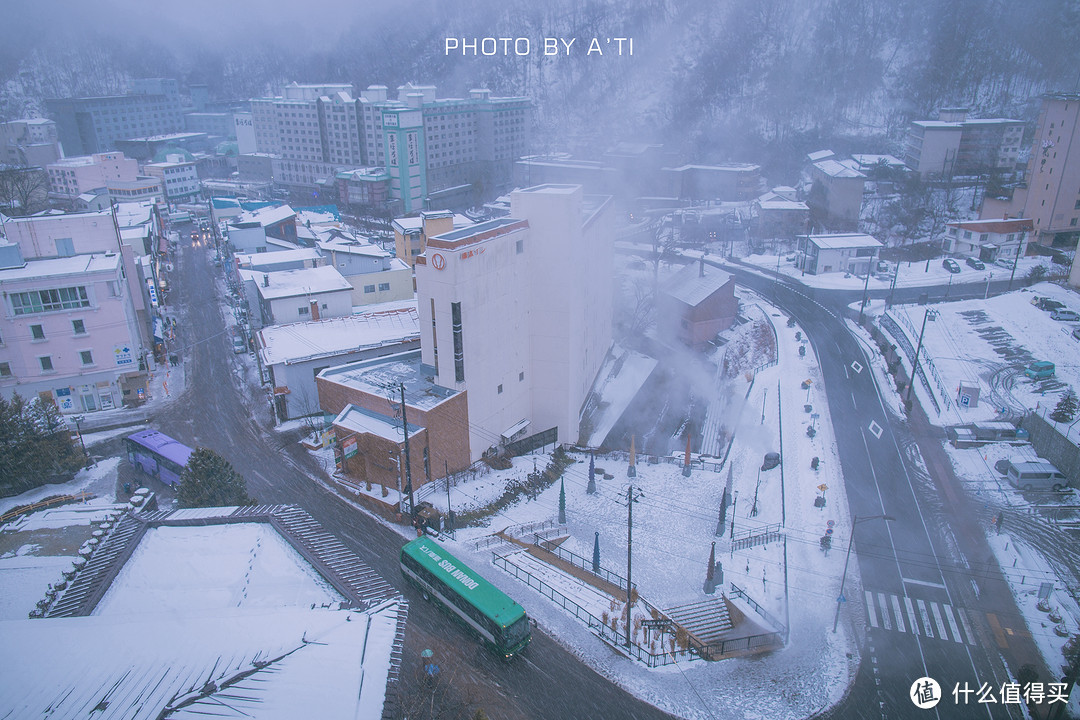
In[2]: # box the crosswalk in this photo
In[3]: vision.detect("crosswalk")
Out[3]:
[864,591,978,645]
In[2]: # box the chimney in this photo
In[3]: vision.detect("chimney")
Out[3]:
[699,256,705,278]
[1003,212,1009,220]
[262,273,269,287]
[310,298,320,321]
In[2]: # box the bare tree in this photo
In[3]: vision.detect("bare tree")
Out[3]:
[0,166,49,216]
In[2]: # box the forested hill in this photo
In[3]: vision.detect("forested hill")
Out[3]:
[3,0,1078,166]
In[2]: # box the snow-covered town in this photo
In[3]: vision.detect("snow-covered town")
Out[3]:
[3,3,1080,719]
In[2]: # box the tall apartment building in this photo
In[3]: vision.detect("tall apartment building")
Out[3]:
[0,119,63,167]
[46,152,140,202]
[414,184,613,460]
[46,78,184,156]
[982,93,1080,248]
[249,83,530,210]
[904,109,1024,179]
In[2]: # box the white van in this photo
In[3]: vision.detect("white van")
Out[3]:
[1006,460,1070,491]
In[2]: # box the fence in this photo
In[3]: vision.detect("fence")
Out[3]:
[533,534,633,594]
[492,552,692,667]
[886,309,953,413]
[730,524,782,551]
[595,449,725,474]
[729,582,789,643]
[0,491,94,525]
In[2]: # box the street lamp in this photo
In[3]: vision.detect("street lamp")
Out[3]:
[905,308,939,403]
[71,415,89,468]
[833,514,895,632]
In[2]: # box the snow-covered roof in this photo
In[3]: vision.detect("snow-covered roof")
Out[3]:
[912,120,964,129]
[233,204,296,228]
[803,233,883,250]
[0,522,402,720]
[661,261,733,307]
[318,350,460,410]
[333,404,423,443]
[946,218,1033,234]
[316,239,390,258]
[806,149,835,162]
[259,302,420,365]
[254,265,352,300]
[758,199,809,211]
[850,154,906,168]
[0,253,120,281]
[236,248,321,269]
[813,159,866,179]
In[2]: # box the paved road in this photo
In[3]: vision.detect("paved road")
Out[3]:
[719,264,1048,720]
[149,226,676,720]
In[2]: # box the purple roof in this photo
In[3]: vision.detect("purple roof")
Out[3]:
[126,429,194,467]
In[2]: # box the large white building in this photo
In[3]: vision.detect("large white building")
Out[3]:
[415,184,613,458]
[46,152,140,202]
[142,156,200,203]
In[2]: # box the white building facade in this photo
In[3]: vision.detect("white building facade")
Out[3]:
[415,184,613,459]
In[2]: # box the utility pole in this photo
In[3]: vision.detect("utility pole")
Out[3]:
[858,258,872,324]
[399,383,415,518]
[625,484,643,648]
[444,459,453,533]
[1008,242,1021,291]
[887,263,899,308]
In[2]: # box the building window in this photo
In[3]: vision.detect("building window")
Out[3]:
[298,306,309,315]
[378,282,390,291]
[519,371,524,381]
[516,238,524,254]
[56,238,75,257]
[31,324,45,340]
[364,285,376,293]
[1072,218,1078,227]
[0,362,10,377]
[39,356,53,372]
[497,384,503,394]
[451,301,465,382]
[12,286,90,315]
[72,319,86,335]
[80,350,94,365]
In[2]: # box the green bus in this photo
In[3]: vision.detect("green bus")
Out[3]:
[400,537,531,658]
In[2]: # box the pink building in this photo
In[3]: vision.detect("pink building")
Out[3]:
[47,152,139,202]
[0,250,146,412]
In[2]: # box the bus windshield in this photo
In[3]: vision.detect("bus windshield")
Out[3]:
[502,615,530,647]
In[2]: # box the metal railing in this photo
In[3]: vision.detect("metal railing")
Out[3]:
[492,552,692,667]
[887,309,953,413]
[0,491,94,525]
[729,582,789,643]
[533,534,633,593]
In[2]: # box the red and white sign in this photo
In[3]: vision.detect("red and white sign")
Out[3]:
[431,253,446,270]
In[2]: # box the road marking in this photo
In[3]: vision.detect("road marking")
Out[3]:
[904,596,919,635]
[851,392,858,410]
[943,604,963,644]
[958,608,978,646]
[986,613,1009,648]
[865,591,878,628]
[917,599,934,638]
[930,602,949,640]
[877,593,892,630]
[891,595,906,633]
[851,360,863,374]
[868,420,883,439]
[902,577,947,589]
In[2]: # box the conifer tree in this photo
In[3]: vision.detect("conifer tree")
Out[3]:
[177,447,252,508]
[1051,389,1078,424]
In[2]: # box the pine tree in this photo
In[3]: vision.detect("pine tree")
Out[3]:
[1050,389,1078,424]
[0,393,82,493]
[587,453,596,494]
[177,447,253,508]
[558,477,566,524]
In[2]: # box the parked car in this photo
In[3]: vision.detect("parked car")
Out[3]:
[1035,297,1066,311]
[1005,460,1070,492]
[965,257,985,270]
[1023,360,1055,379]
[231,333,246,354]
[942,258,961,273]
[1051,309,1080,321]
[1073,327,1080,341]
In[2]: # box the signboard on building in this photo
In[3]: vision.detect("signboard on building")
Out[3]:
[342,435,358,459]
[114,345,135,367]
[387,134,398,166]
[407,131,419,165]
[55,387,74,412]
[146,278,159,307]
[957,383,980,408]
